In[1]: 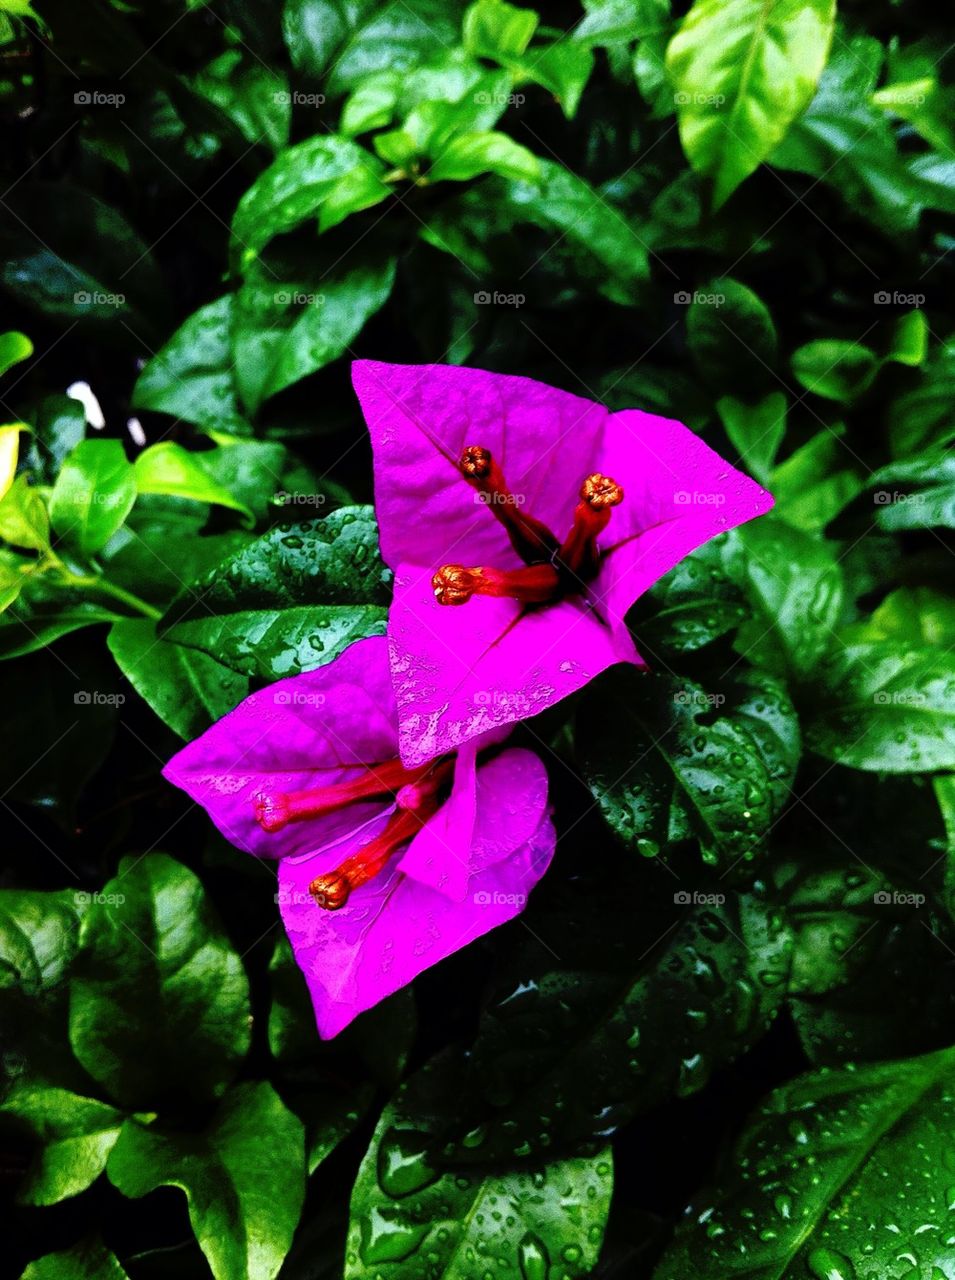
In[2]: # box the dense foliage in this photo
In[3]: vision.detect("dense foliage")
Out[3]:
[1,0,953,1276]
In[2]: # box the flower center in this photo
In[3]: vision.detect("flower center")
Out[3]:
[255,758,453,910]
[433,446,623,608]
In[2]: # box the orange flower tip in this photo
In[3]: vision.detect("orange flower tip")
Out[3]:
[253,792,291,832]
[432,564,479,605]
[580,473,624,510]
[309,871,351,911]
[459,444,493,478]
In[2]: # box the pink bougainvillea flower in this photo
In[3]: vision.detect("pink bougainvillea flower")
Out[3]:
[162,636,554,1038]
[352,360,774,766]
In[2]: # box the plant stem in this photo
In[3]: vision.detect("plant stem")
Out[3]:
[67,573,162,621]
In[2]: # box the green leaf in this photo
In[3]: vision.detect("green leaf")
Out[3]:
[0,1084,124,1205]
[428,130,539,183]
[132,296,250,437]
[107,618,248,739]
[806,642,955,772]
[725,518,845,680]
[69,853,251,1109]
[194,50,290,152]
[445,891,792,1161]
[0,473,50,551]
[134,443,255,525]
[873,76,955,155]
[869,449,955,531]
[346,1048,612,1277]
[575,0,672,46]
[107,1082,305,1280]
[771,38,928,231]
[770,424,865,532]
[0,184,165,334]
[578,666,798,870]
[791,338,880,402]
[888,335,955,457]
[0,570,119,659]
[463,0,538,61]
[634,537,748,655]
[0,329,32,378]
[161,507,391,681]
[666,0,836,208]
[936,774,955,925]
[686,277,777,392]
[230,136,387,269]
[49,440,137,557]
[232,256,396,413]
[653,1045,955,1278]
[21,1240,129,1280]
[717,391,786,484]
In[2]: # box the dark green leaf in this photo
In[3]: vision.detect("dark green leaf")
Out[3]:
[870,449,955,530]
[69,853,251,1108]
[0,1083,124,1205]
[107,618,248,739]
[161,507,391,681]
[654,1046,955,1278]
[107,1082,305,1280]
[686,278,777,393]
[346,1048,612,1277]
[791,338,880,402]
[21,1240,129,1280]
[717,391,786,485]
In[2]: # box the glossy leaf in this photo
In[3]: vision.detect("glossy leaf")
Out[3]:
[791,338,880,402]
[49,440,137,557]
[654,1045,955,1278]
[107,1082,305,1280]
[134,443,255,524]
[346,1047,612,1278]
[161,507,391,681]
[717,391,786,485]
[69,853,251,1109]
[0,1084,124,1205]
[21,1241,129,1280]
[667,0,836,207]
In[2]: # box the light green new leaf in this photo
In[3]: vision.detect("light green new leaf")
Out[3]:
[0,329,32,377]
[107,1082,305,1280]
[134,443,255,525]
[667,0,836,208]
[0,473,50,552]
[791,338,880,402]
[49,439,137,557]
[717,392,786,485]
[429,131,539,183]
[463,0,538,61]
[770,425,864,532]
[0,1084,124,1205]
[654,1046,955,1278]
